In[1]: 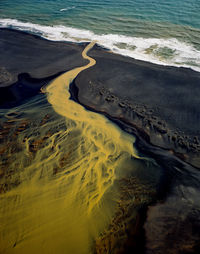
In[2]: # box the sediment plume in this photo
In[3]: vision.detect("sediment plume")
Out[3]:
[0,41,159,254]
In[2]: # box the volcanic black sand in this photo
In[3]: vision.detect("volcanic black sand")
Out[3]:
[1,28,200,254]
[0,28,87,106]
[75,44,200,168]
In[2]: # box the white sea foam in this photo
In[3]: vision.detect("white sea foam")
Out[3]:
[0,18,200,72]
[60,6,75,12]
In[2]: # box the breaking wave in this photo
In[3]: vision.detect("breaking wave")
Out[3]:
[0,18,200,72]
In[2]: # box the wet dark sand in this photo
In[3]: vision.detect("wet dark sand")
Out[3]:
[1,28,200,254]
[0,28,87,107]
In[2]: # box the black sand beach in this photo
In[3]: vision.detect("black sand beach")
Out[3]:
[75,44,200,168]
[1,28,200,254]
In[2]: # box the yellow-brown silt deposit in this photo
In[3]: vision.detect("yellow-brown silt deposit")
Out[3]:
[0,42,150,254]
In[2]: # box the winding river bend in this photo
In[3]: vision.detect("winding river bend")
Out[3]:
[0,42,161,254]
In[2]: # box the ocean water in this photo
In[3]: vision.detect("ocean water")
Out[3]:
[0,0,200,71]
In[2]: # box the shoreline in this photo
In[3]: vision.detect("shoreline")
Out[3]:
[1,18,200,73]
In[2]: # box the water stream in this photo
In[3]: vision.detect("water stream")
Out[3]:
[0,42,161,254]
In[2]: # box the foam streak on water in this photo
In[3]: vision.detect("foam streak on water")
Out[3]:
[59,6,76,12]
[0,18,200,72]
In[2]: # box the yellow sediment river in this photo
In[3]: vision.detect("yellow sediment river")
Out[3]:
[0,42,156,253]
